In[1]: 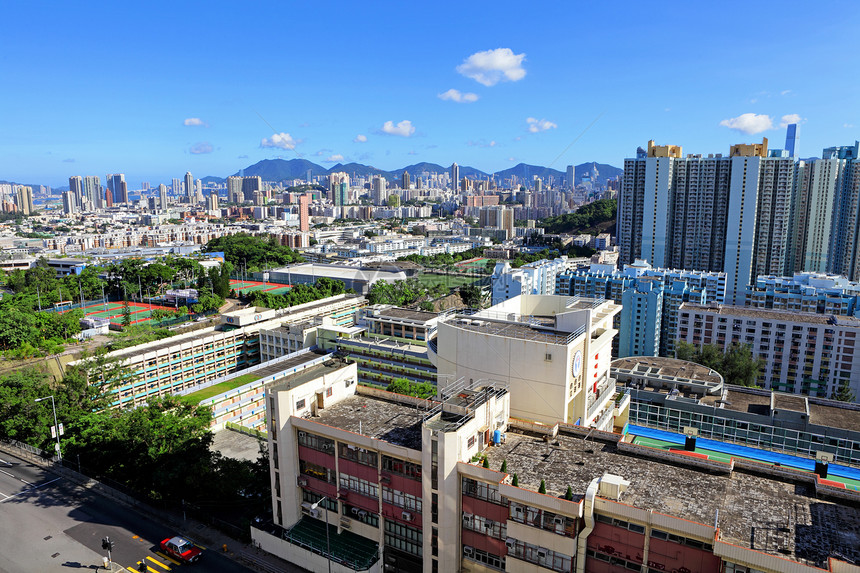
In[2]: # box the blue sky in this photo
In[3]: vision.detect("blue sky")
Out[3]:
[2,1,858,188]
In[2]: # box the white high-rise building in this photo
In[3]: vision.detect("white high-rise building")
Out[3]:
[62,191,76,215]
[82,176,102,210]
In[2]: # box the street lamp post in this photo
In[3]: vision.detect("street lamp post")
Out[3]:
[34,395,61,462]
[309,496,333,573]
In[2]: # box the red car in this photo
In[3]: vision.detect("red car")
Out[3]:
[160,536,203,564]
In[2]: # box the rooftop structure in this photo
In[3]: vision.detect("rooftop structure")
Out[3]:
[268,263,407,295]
[431,294,625,431]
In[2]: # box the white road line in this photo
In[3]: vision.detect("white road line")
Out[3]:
[0,457,11,466]
[0,491,8,499]
[0,469,15,478]
[0,477,61,503]
[19,478,33,485]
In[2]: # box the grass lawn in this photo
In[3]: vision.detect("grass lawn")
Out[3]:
[183,373,261,403]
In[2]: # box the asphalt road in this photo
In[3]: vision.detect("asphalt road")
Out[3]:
[0,452,253,573]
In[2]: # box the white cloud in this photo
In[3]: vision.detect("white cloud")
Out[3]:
[781,89,792,96]
[780,114,804,127]
[353,134,368,143]
[190,142,213,154]
[719,113,773,134]
[438,89,479,103]
[408,150,418,155]
[467,139,497,148]
[526,117,557,133]
[261,132,298,149]
[507,157,516,162]
[456,48,526,87]
[380,120,415,137]
[845,123,855,129]
[184,117,208,127]
[324,154,344,163]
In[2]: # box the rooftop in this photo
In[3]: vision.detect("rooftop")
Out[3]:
[272,263,406,281]
[612,356,722,386]
[482,429,860,568]
[718,386,860,433]
[270,355,351,392]
[311,394,426,450]
[682,303,860,327]
[450,319,574,345]
[373,307,438,324]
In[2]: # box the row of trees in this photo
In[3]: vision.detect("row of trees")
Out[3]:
[366,278,428,306]
[248,277,347,309]
[0,364,270,511]
[675,341,764,387]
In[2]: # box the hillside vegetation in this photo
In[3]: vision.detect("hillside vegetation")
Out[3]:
[538,199,616,235]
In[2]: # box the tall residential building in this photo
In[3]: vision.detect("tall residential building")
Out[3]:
[226,176,243,203]
[450,163,459,191]
[242,175,263,201]
[371,175,386,205]
[172,177,182,196]
[401,170,410,190]
[566,164,575,189]
[477,205,514,239]
[298,193,310,232]
[68,175,83,205]
[205,193,219,211]
[106,174,128,203]
[184,171,194,199]
[61,191,76,215]
[555,258,724,358]
[15,186,34,215]
[82,176,102,210]
[158,184,168,210]
[620,139,797,305]
[490,257,576,304]
[746,272,860,316]
[329,172,349,207]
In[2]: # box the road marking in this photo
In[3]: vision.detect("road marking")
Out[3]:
[0,457,11,465]
[0,477,61,503]
[0,491,8,499]
[155,551,181,565]
[146,556,170,570]
[0,469,15,478]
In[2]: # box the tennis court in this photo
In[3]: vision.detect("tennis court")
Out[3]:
[62,300,179,327]
[229,279,292,295]
[629,424,860,491]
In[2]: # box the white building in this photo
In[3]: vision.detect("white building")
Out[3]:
[430,294,625,430]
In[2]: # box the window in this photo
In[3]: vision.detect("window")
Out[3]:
[382,455,422,480]
[296,398,306,410]
[342,503,378,527]
[339,473,378,499]
[462,477,506,506]
[298,431,335,454]
[464,547,504,571]
[385,520,422,557]
[339,443,378,467]
[299,460,334,483]
[508,538,572,573]
[382,486,422,512]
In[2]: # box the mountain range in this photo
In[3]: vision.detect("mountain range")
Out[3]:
[203,159,622,187]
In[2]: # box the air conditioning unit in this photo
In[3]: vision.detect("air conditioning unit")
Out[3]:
[463,546,474,557]
[307,508,320,518]
[340,518,352,530]
[401,511,413,521]
[554,516,565,526]
[505,538,515,550]
[351,507,360,516]
[462,514,471,524]
[537,548,548,559]
[297,477,308,487]
[322,443,333,450]
[357,510,368,519]
[483,520,494,530]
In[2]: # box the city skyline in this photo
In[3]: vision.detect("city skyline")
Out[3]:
[1,1,858,187]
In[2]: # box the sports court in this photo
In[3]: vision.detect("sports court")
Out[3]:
[454,257,492,269]
[61,300,180,327]
[629,424,860,491]
[229,279,292,295]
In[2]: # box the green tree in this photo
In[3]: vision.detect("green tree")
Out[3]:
[459,284,482,308]
[565,486,573,500]
[482,457,490,468]
[122,299,132,326]
[511,474,519,486]
[500,459,507,473]
[833,379,856,402]
[538,480,547,494]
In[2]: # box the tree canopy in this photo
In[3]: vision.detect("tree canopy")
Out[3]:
[203,233,304,272]
[249,277,346,309]
[675,341,764,387]
[538,199,616,235]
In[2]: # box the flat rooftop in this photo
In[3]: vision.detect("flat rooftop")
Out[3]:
[613,356,722,386]
[719,387,860,433]
[270,355,351,392]
[682,303,860,327]
[374,307,438,323]
[483,430,860,568]
[272,264,405,281]
[311,394,425,450]
[449,319,573,345]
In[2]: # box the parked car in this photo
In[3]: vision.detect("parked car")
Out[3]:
[159,536,203,564]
